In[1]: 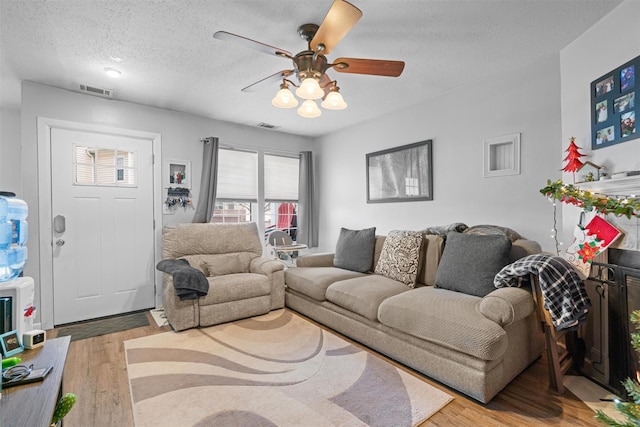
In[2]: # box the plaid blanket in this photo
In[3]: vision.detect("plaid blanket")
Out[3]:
[494,254,591,331]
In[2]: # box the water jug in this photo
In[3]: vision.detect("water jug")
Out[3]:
[0,196,28,282]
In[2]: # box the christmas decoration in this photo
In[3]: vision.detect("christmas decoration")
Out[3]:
[540,180,640,219]
[562,137,586,183]
[595,310,640,426]
[565,215,622,279]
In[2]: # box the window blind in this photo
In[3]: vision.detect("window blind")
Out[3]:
[216,149,258,201]
[265,154,299,202]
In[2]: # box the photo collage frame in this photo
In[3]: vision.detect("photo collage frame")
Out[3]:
[591,54,638,150]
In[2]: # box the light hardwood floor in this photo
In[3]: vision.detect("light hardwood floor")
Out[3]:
[50,310,603,427]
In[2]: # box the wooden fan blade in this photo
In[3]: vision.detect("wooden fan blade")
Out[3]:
[310,0,362,55]
[320,73,333,98]
[332,58,405,77]
[241,70,294,92]
[213,31,292,58]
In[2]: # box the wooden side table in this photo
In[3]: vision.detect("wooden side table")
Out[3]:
[1,336,71,427]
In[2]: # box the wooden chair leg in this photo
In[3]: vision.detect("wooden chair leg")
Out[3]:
[532,275,574,393]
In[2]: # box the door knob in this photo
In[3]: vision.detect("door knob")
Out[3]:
[55,239,65,247]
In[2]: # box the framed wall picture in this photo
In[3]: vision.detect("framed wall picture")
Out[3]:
[366,140,433,203]
[164,159,191,189]
[591,54,638,150]
[0,330,24,357]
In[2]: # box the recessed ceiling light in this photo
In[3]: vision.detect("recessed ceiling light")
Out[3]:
[104,67,121,78]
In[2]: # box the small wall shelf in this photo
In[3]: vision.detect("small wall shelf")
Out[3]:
[164,159,191,189]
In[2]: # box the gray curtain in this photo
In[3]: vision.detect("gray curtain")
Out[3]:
[297,151,318,247]
[192,137,219,223]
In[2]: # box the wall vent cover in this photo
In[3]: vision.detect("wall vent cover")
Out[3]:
[257,122,280,130]
[79,84,113,98]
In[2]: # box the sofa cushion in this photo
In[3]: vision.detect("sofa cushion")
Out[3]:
[333,227,376,273]
[285,267,367,301]
[374,230,423,287]
[199,273,271,305]
[325,275,410,321]
[435,231,511,297]
[180,253,253,276]
[378,287,508,361]
[203,253,250,276]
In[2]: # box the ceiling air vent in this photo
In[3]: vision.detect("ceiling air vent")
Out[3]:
[257,122,280,130]
[79,84,113,98]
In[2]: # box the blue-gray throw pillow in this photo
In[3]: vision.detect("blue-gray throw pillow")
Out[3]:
[435,231,512,297]
[333,227,376,273]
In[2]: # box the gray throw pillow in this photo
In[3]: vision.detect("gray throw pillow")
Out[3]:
[435,231,512,297]
[333,227,376,273]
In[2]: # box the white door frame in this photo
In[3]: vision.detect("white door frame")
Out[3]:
[37,117,163,330]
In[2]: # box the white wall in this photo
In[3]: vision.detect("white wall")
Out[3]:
[0,106,21,194]
[19,81,313,325]
[559,0,640,250]
[316,54,563,252]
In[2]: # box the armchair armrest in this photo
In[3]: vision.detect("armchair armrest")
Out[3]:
[478,287,534,327]
[296,252,335,267]
[250,257,285,275]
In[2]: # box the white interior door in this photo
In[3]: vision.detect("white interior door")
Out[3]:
[51,128,155,325]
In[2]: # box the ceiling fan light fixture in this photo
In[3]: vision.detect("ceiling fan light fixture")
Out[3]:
[272,85,298,108]
[297,99,322,118]
[321,89,347,110]
[295,77,324,100]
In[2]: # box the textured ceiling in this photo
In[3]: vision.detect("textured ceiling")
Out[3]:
[0,0,621,137]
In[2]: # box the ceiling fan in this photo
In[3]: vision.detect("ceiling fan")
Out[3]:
[213,0,405,118]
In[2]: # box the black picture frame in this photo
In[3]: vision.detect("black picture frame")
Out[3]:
[591,54,638,150]
[366,140,433,203]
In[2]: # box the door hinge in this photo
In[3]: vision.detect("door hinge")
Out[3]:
[152,154,155,165]
[153,219,156,230]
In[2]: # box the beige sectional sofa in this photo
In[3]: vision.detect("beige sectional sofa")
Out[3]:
[284,227,545,403]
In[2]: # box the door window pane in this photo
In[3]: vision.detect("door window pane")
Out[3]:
[74,145,136,187]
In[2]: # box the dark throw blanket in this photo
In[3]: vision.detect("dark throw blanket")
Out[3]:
[156,258,209,301]
[494,254,591,331]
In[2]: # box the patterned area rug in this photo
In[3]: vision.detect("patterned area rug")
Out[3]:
[124,310,453,427]
[55,310,150,342]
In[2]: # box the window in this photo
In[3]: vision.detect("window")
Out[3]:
[211,149,258,224]
[212,201,253,223]
[264,154,300,241]
[74,145,136,186]
[116,156,125,182]
[210,149,301,241]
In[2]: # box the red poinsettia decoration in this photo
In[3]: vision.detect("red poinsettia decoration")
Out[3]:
[577,240,600,263]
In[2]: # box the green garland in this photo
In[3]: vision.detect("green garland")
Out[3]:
[540,179,640,219]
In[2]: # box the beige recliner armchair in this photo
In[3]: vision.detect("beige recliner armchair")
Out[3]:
[161,222,285,331]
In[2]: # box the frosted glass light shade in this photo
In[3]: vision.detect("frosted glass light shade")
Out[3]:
[295,78,324,100]
[297,100,322,118]
[271,87,298,108]
[321,91,347,110]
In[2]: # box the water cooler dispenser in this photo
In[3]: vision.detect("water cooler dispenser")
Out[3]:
[0,195,34,340]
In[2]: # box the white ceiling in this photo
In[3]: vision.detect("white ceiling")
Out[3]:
[0,0,621,137]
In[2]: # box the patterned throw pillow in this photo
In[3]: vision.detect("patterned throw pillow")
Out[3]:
[374,230,423,287]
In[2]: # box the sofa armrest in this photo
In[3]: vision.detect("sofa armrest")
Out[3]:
[478,287,534,327]
[296,252,335,267]
[250,257,285,275]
